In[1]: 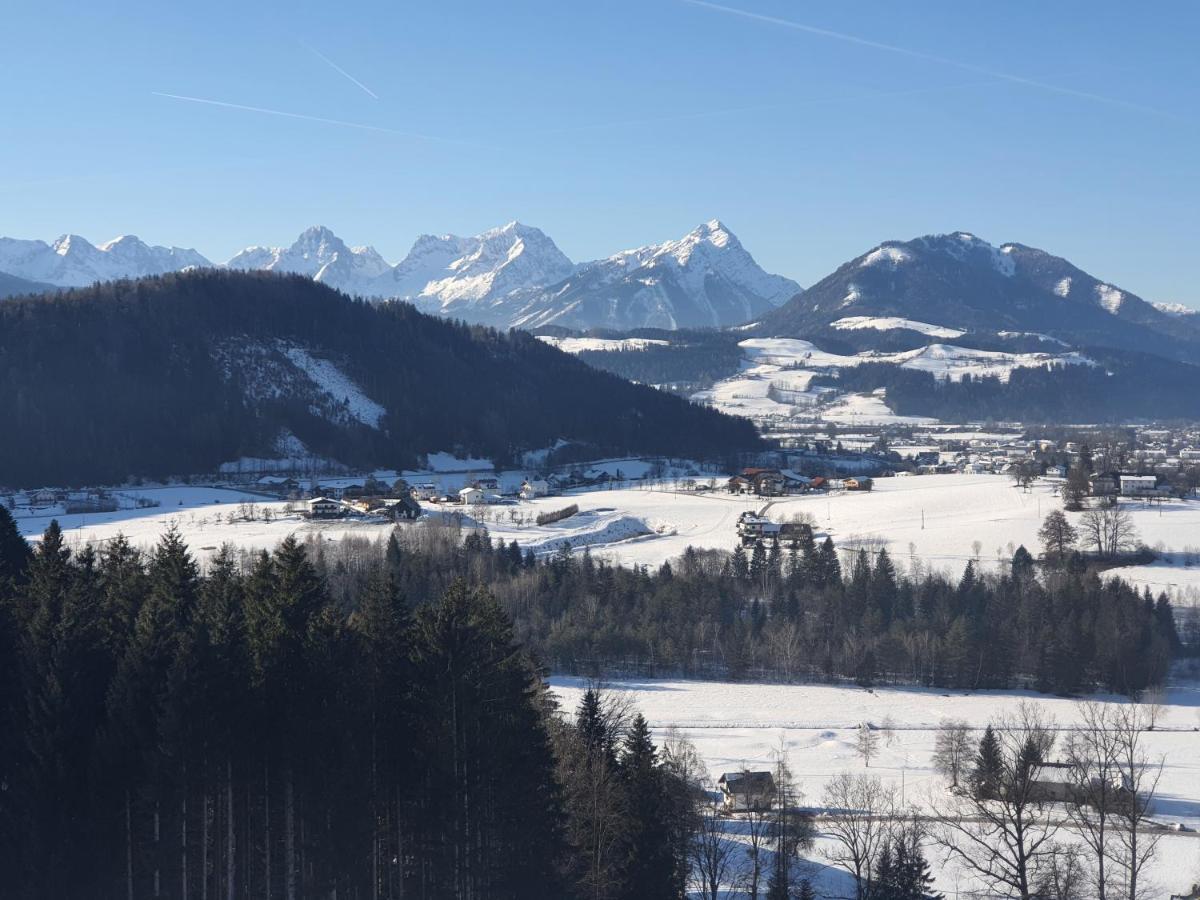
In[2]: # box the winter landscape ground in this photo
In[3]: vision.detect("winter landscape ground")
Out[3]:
[550,676,1200,898]
[13,468,1200,894]
[19,472,1200,601]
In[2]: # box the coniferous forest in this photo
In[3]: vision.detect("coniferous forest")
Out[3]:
[0,271,759,487]
[0,501,1184,898]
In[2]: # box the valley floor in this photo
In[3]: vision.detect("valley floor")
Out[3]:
[17,472,1200,603]
[549,675,1200,897]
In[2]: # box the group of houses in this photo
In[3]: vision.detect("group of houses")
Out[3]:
[726,467,872,498]
[306,491,422,523]
[735,511,814,548]
[1088,472,1173,499]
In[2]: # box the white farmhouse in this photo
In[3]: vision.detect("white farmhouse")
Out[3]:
[459,486,485,506]
[520,479,550,500]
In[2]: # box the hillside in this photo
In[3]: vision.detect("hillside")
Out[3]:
[0,271,54,299]
[0,271,759,486]
[755,231,1200,364]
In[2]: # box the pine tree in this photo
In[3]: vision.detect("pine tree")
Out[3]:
[750,540,768,586]
[971,725,1003,800]
[869,548,898,626]
[0,505,31,596]
[731,544,750,582]
[411,581,566,899]
[618,715,675,900]
[818,537,842,588]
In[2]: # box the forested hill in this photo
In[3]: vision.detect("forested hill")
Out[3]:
[0,270,760,486]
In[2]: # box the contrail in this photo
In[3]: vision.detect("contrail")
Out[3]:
[536,78,1008,135]
[680,0,1181,121]
[300,40,380,100]
[151,92,473,145]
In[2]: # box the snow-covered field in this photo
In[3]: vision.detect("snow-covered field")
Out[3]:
[550,676,1200,897]
[692,338,1093,425]
[20,473,1200,602]
[831,316,966,339]
[536,336,670,353]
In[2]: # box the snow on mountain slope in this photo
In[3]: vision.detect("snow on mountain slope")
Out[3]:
[537,336,670,353]
[758,230,1200,364]
[0,234,211,287]
[2,220,796,332]
[370,221,576,315]
[507,220,800,331]
[692,337,1092,424]
[226,226,391,296]
[280,346,386,428]
[211,339,386,430]
[831,316,965,339]
[1154,302,1198,317]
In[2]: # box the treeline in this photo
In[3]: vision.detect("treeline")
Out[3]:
[569,332,745,391]
[0,270,759,487]
[0,509,712,899]
[812,354,1200,423]
[393,526,1181,696]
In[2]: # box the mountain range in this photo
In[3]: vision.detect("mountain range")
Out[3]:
[0,220,799,330]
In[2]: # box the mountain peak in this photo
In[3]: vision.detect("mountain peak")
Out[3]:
[53,234,94,256]
[98,234,143,250]
[292,225,346,250]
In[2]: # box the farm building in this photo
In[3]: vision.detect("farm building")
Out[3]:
[459,486,486,506]
[736,511,813,547]
[306,497,343,520]
[717,771,775,812]
[521,479,551,500]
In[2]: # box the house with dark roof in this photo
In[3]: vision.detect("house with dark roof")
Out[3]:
[717,771,775,812]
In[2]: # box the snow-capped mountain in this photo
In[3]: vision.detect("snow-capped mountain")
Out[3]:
[757,231,1200,363]
[367,220,575,316]
[0,234,210,287]
[0,220,797,330]
[506,220,800,331]
[1154,301,1199,318]
[226,225,392,295]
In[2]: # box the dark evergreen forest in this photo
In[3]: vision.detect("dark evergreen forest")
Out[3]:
[0,271,759,487]
[0,502,1183,897]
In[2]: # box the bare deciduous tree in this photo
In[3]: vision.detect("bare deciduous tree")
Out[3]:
[822,772,898,900]
[1063,702,1122,900]
[855,723,880,768]
[690,800,741,900]
[931,703,1062,900]
[1079,504,1139,559]
[932,718,973,790]
[1110,704,1165,900]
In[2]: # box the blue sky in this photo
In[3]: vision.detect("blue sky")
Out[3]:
[3,1,1197,305]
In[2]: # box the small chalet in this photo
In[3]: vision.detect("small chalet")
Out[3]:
[717,771,775,812]
[844,477,874,492]
[389,495,422,521]
[307,497,343,520]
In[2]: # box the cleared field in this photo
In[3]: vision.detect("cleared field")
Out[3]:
[19,474,1200,599]
[550,675,1200,897]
